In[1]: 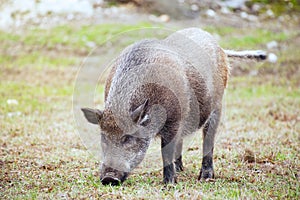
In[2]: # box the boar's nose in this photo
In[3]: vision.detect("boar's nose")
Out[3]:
[101,176,121,186]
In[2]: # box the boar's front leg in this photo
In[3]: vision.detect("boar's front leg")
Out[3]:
[198,109,221,180]
[161,132,179,184]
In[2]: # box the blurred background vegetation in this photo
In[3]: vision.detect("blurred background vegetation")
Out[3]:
[106,0,300,17]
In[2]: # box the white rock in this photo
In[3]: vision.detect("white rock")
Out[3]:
[15,19,22,28]
[159,14,170,22]
[7,99,19,105]
[149,14,171,23]
[206,9,216,18]
[266,9,274,17]
[221,6,230,14]
[266,41,278,50]
[268,53,278,63]
[252,4,261,12]
[191,4,199,11]
[86,41,96,48]
[249,70,258,76]
[248,14,258,21]
[7,111,22,117]
[67,14,74,20]
[240,11,248,19]
[223,0,247,9]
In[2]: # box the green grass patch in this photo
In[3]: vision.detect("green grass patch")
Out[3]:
[5,22,159,50]
[0,81,72,115]
[220,29,289,49]
[204,26,237,36]
[0,52,78,69]
[202,25,291,49]
[227,76,300,100]
[0,23,295,70]
[0,22,167,69]
[0,30,21,42]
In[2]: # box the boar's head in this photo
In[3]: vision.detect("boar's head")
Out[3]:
[81,99,155,185]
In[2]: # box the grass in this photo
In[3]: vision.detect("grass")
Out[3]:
[0,53,78,69]
[1,20,299,199]
[0,22,156,49]
[203,26,291,49]
[0,22,164,69]
[0,22,295,70]
[0,81,72,114]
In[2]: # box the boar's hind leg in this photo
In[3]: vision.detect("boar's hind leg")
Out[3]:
[198,109,221,180]
[161,134,178,184]
[174,138,183,172]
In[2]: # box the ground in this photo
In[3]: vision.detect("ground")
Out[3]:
[0,13,299,199]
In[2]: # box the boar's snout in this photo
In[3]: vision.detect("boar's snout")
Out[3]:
[100,166,128,186]
[101,176,121,186]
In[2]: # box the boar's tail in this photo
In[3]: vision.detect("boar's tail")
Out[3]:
[224,49,267,61]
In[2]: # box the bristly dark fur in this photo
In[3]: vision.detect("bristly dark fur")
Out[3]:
[101,29,228,183]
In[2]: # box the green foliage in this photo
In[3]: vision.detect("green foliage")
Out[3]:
[250,0,300,15]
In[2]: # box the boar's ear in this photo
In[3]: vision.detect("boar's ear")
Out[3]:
[131,99,150,126]
[81,108,103,125]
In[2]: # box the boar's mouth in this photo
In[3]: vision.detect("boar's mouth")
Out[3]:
[101,176,121,186]
[100,171,129,186]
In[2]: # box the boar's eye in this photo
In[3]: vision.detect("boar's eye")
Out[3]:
[121,135,134,145]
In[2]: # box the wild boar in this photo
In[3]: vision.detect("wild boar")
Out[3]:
[81,28,266,185]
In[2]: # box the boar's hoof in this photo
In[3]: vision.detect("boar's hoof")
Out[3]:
[101,176,121,186]
[175,159,184,172]
[198,168,214,181]
[163,176,177,184]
